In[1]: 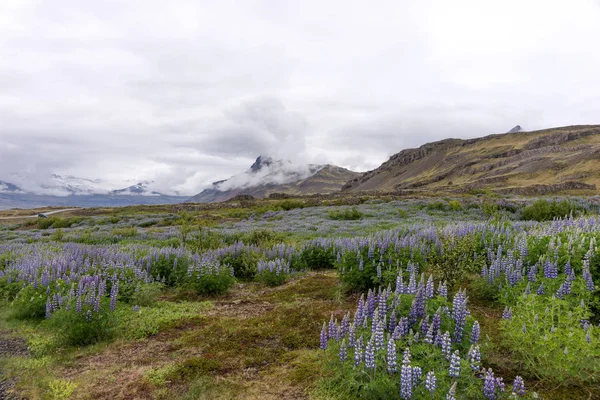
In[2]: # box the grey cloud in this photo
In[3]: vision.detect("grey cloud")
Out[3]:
[0,0,599,195]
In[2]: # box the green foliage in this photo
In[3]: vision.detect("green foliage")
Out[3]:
[48,379,78,400]
[501,294,600,386]
[256,270,289,287]
[222,248,261,280]
[328,207,363,221]
[48,301,118,346]
[186,230,226,253]
[148,254,190,287]
[184,269,235,296]
[245,229,286,247]
[448,200,463,211]
[129,282,165,307]
[123,301,212,339]
[38,217,82,230]
[293,244,335,270]
[11,283,50,320]
[0,277,22,301]
[111,227,138,237]
[521,199,582,222]
[278,199,306,211]
[430,233,485,289]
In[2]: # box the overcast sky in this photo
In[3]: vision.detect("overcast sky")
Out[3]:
[1,0,599,195]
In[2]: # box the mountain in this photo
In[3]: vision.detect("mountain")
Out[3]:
[342,125,600,195]
[0,176,187,210]
[0,181,23,193]
[187,156,361,203]
[110,181,172,196]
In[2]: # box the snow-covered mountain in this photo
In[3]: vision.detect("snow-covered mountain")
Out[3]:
[0,175,187,209]
[187,155,360,203]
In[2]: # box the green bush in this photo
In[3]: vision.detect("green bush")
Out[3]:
[430,233,484,289]
[148,254,190,287]
[0,277,21,301]
[448,200,463,211]
[293,243,335,270]
[221,248,261,280]
[11,283,49,320]
[279,199,306,211]
[256,270,288,287]
[328,207,363,221]
[184,269,235,296]
[501,293,599,386]
[48,301,118,346]
[129,282,165,307]
[521,199,582,222]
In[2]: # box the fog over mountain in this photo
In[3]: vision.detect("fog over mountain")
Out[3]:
[1,0,599,197]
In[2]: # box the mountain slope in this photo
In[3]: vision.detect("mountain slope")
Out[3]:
[342,125,600,195]
[188,158,360,203]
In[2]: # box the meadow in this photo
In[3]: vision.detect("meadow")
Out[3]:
[0,196,599,399]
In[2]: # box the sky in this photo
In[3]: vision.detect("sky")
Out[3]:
[1,0,599,195]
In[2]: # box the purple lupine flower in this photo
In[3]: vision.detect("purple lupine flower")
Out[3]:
[424,323,434,344]
[341,312,350,337]
[45,297,52,319]
[451,289,468,343]
[537,282,545,295]
[109,279,119,311]
[586,330,591,343]
[378,289,388,316]
[449,350,461,378]
[431,309,441,333]
[366,289,376,318]
[348,322,356,348]
[502,307,512,320]
[471,320,480,343]
[364,336,376,370]
[420,316,430,337]
[386,307,396,331]
[425,275,434,298]
[132,305,140,312]
[425,371,436,395]
[483,369,497,400]
[400,364,413,399]
[402,347,411,365]
[320,322,328,350]
[85,309,93,322]
[354,334,364,367]
[495,377,505,393]
[328,314,337,341]
[375,318,385,351]
[468,345,481,371]
[386,338,397,373]
[339,339,348,362]
[438,281,447,298]
[522,324,527,333]
[434,329,443,347]
[441,331,452,360]
[512,376,526,396]
[411,366,422,387]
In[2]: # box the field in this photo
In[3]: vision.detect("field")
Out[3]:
[0,196,599,399]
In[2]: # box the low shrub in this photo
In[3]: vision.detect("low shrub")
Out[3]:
[256,258,293,287]
[521,199,582,222]
[48,300,118,346]
[328,207,363,221]
[501,293,599,386]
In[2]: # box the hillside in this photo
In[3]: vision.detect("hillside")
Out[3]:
[188,162,360,203]
[342,125,600,195]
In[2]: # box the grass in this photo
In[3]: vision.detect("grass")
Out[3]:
[0,272,354,399]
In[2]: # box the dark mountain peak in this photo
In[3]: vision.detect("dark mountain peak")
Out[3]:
[250,156,275,173]
[508,125,522,133]
[0,180,22,193]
